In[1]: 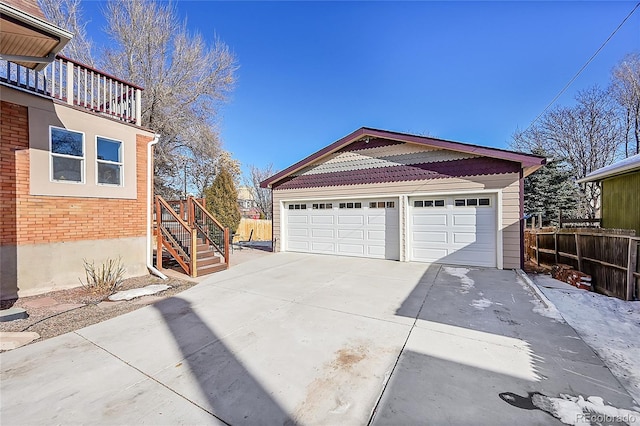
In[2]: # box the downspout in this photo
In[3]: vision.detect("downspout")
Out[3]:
[147,134,167,279]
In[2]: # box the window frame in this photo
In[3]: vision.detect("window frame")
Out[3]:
[49,126,85,184]
[96,135,124,187]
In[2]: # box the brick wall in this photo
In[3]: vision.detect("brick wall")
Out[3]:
[0,100,151,246]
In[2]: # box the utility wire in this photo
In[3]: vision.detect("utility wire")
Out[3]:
[524,1,640,133]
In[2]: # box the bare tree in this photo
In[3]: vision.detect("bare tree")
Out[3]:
[611,52,640,157]
[101,0,238,197]
[512,86,623,218]
[38,0,94,65]
[245,164,274,220]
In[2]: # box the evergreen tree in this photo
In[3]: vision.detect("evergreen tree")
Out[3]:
[204,168,241,233]
[524,149,581,226]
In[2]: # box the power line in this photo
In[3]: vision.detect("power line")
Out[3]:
[524,1,640,133]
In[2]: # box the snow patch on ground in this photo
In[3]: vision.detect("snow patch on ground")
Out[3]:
[109,284,171,301]
[535,393,639,425]
[471,298,493,310]
[444,267,474,293]
[534,274,640,406]
[516,273,565,322]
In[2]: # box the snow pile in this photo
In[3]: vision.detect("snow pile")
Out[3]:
[443,267,474,293]
[534,275,640,405]
[108,284,171,301]
[535,393,639,425]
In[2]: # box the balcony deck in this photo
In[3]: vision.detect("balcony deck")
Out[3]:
[0,55,142,126]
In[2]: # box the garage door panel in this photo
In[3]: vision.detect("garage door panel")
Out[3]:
[413,231,448,244]
[311,215,334,225]
[288,216,308,224]
[452,232,477,244]
[368,230,386,241]
[288,228,309,238]
[413,215,447,226]
[338,229,364,239]
[311,228,334,238]
[413,247,449,259]
[338,243,365,255]
[367,215,388,225]
[452,214,477,226]
[337,215,364,225]
[311,242,335,252]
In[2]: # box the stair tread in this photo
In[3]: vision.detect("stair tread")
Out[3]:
[197,263,227,275]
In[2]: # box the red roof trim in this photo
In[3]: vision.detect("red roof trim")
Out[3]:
[260,127,545,188]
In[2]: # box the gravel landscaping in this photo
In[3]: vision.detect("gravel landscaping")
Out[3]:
[0,274,195,350]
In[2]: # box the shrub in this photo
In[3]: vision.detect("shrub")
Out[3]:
[79,257,125,297]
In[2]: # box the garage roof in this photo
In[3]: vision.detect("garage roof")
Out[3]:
[577,152,640,183]
[261,127,546,188]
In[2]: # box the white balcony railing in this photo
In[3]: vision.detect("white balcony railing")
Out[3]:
[0,55,142,126]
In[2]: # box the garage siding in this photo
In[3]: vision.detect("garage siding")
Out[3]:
[273,173,521,269]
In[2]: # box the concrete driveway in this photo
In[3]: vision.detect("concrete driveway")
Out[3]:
[1,253,636,425]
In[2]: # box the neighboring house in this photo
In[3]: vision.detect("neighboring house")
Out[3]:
[237,186,261,219]
[577,153,640,235]
[261,127,545,269]
[1,0,157,299]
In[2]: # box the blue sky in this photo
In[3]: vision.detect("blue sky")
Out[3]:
[80,1,640,175]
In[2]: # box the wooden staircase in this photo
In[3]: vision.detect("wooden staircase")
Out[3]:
[155,196,230,277]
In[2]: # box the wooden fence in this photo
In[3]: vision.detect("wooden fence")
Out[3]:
[235,218,272,242]
[526,228,639,300]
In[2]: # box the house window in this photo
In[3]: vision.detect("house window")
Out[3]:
[96,137,123,185]
[50,126,84,183]
[289,203,306,210]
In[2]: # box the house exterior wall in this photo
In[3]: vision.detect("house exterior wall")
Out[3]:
[602,171,640,235]
[0,89,154,298]
[272,173,522,269]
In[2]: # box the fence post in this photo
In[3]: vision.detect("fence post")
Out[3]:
[575,233,583,271]
[155,196,163,270]
[627,238,638,301]
[558,210,562,228]
[535,232,540,265]
[554,231,558,264]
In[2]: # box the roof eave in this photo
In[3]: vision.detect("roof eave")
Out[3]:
[0,2,73,71]
[577,165,640,183]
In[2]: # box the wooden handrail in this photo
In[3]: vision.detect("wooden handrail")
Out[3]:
[191,198,226,230]
[156,195,194,276]
[191,197,230,268]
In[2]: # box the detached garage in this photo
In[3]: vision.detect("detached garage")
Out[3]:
[261,128,545,269]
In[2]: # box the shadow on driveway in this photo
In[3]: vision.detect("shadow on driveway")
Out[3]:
[153,296,296,425]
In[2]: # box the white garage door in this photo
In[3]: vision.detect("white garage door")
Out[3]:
[285,199,399,260]
[409,195,496,267]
